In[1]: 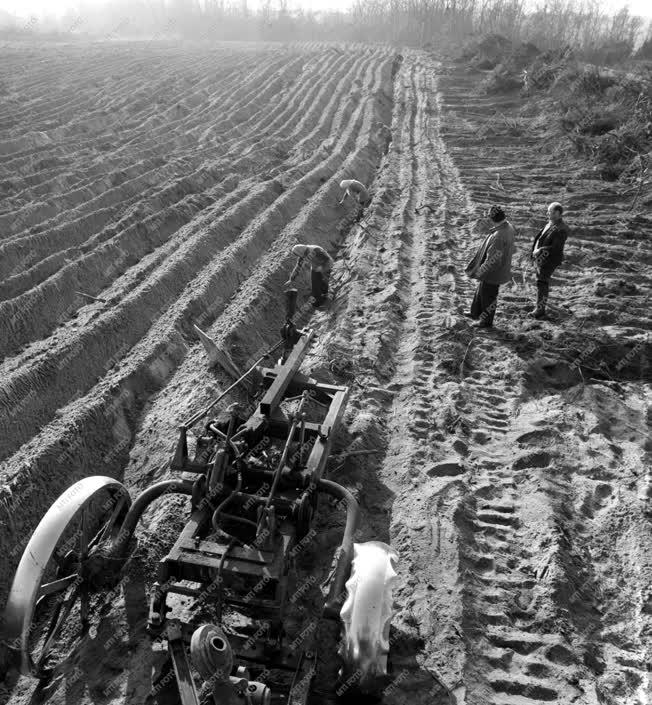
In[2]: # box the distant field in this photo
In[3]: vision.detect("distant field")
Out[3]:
[0,37,394,611]
[0,40,649,705]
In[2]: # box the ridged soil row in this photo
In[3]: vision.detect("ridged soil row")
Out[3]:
[0,52,255,205]
[119,53,396,497]
[0,43,236,122]
[0,46,368,363]
[0,46,247,142]
[0,50,241,188]
[0,173,225,360]
[0,168,230,301]
[0,50,395,609]
[0,51,199,146]
[56,51,245,139]
[4,46,346,242]
[0,53,306,238]
[0,47,280,219]
[0,46,306,228]
[0,50,148,131]
[184,52,312,142]
[0,51,210,165]
[0,50,361,356]
[113,53,307,156]
[0,49,354,300]
[0,157,195,277]
[0,49,352,282]
[206,49,356,157]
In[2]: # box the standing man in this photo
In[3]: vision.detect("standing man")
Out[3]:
[530,202,569,319]
[285,244,333,307]
[465,205,516,328]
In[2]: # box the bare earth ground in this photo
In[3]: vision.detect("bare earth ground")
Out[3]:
[0,41,650,705]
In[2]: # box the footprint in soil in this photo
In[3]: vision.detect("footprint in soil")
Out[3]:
[593,482,613,508]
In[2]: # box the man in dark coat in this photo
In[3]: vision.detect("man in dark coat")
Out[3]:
[530,202,569,319]
[465,205,516,328]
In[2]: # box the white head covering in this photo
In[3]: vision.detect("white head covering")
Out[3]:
[292,245,308,257]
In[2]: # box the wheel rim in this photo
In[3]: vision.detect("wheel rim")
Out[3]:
[2,476,131,677]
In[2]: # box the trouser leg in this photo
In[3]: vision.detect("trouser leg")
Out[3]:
[311,269,328,303]
[536,266,555,312]
[322,271,330,298]
[536,279,549,310]
[470,283,483,319]
[480,282,500,326]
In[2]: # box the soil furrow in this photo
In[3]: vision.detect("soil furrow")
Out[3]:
[0,48,394,593]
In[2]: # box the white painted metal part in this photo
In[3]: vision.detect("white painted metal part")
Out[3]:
[339,540,399,684]
[2,475,129,676]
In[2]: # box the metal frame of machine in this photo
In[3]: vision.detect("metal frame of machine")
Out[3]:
[1,303,363,705]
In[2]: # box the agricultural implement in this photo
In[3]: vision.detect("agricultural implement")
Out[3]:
[1,290,398,704]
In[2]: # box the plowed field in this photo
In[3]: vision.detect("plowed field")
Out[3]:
[0,41,650,705]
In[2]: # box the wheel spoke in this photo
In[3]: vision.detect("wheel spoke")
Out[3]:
[79,585,90,628]
[93,495,126,547]
[79,509,89,562]
[36,584,80,672]
[37,574,78,599]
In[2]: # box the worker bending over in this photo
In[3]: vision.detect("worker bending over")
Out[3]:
[285,244,333,307]
[339,179,371,207]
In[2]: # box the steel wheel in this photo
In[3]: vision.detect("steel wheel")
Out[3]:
[2,476,131,677]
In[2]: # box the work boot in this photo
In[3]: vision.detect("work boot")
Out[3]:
[529,306,546,319]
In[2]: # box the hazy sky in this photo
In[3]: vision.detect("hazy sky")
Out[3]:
[0,0,354,16]
[1,0,650,19]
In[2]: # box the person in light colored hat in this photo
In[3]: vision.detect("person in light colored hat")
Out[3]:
[530,202,570,319]
[339,179,371,207]
[285,244,334,307]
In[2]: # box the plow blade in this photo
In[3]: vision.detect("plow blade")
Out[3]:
[194,324,245,380]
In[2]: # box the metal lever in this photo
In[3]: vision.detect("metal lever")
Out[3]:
[167,621,200,705]
[285,288,298,319]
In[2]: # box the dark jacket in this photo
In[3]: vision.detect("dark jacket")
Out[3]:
[289,245,333,282]
[466,220,516,285]
[532,220,569,269]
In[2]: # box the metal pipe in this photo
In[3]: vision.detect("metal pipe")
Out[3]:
[208,424,240,457]
[211,472,243,533]
[265,416,299,509]
[110,479,194,557]
[318,479,359,618]
[218,512,258,528]
[225,412,236,444]
[185,339,285,429]
[298,414,306,466]
[209,425,227,440]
